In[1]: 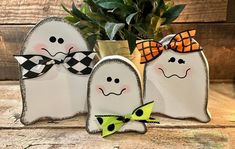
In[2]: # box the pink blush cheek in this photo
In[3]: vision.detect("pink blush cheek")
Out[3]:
[65,43,80,53]
[121,85,130,94]
[186,67,192,78]
[154,64,165,74]
[96,85,105,94]
[33,44,48,54]
[184,64,192,78]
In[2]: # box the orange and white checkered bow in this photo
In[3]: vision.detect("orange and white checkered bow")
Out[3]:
[136,30,202,64]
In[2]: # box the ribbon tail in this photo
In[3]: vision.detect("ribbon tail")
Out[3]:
[101,121,124,137]
[102,128,116,137]
[14,55,54,79]
[64,52,96,75]
[95,115,125,137]
[140,117,160,124]
[136,40,163,64]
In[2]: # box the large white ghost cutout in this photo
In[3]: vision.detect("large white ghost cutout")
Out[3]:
[86,55,146,134]
[144,34,211,122]
[16,17,95,125]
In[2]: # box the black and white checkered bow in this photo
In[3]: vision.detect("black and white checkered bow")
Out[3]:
[14,51,96,79]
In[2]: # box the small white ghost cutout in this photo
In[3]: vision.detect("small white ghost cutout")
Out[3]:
[144,34,211,122]
[17,17,94,125]
[86,55,146,134]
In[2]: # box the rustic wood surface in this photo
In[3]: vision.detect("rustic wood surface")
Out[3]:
[227,0,235,22]
[0,0,233,81]
[0,0,76,25]
[0,0,228,24]
[173,23,235,82]
[0,0,234,147]
[174,0,228,22]
[0,128,234,148]
[0,82,234,148]
[0,23,234,81]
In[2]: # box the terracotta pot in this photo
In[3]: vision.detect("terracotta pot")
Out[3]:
[95,40,145,84]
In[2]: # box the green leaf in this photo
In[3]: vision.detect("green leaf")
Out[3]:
[87,12,107,22]
[154,0,166,16]
[125,31,137,54]
[86,34,97,50]
[75,20,99,33]
[93,0,124,9]
[105,22,125,40]
[157,0,165,8]
[84,0,102,12]
[162,4,186,24]
[165,1,174,10]
[133,24,148,38]
[126,12,138,25]
[112,5,136,19]
[155,17,166,32]
[80,3,91,14]
[61,3,72,15]
[71,2,91,21]
[140,0,154,17]
[64,16,79,23]
[63,0,184,45]
[123,0,133,5]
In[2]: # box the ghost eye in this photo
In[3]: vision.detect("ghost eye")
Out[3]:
[178,59,185,64]
[107,77,112,82]
[58,38,64,44]
[114,78,120,84]
[168,57,175,63]
[49,36,56,43]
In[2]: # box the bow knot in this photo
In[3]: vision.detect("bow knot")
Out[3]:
[54,59,64,65]
[116,116,130,123]
[14,51,96,79]
[96,101,159,137]
[162,44,170,50]
[136,30,202,64]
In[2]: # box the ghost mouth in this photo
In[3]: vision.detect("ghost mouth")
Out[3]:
[99,88,126,96]
[41,47,73,57]
[158,68,191,79]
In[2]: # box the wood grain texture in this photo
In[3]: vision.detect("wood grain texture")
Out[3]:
[0,23,234,81]
[0,0,77,25]
[174,0,228,22]
[0,128,234,148]
[172,23,235,82]
[0,26,29,80]
[0,82,234,148]
[0,0,228,24]
[210,83,235,99]
[0,82,234,128]
[227,0,235,22]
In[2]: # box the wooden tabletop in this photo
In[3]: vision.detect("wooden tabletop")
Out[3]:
[0,82,234,148]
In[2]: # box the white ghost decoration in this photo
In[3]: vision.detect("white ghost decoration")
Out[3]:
[15,17,95,125]
[138,31,210,122]
[86,55,146,134]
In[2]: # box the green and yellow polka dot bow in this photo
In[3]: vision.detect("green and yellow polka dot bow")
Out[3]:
[95,101,160,137]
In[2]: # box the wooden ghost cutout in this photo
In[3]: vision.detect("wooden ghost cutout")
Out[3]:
[137,30,211,122]
[86,55,147,135]
[14,17,96,125]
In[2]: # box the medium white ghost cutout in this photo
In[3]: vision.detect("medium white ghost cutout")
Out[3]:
[17,17,95,125]
[144,34,211,122]
[86,55,146,134]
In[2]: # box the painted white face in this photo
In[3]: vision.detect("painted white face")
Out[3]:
[89,56,142,115]
[144,35,210,122]
[23,18,89,59]
[19,18,93,125]
[87,56,146,133]
[149,50,205,82]
[145,35,207,87]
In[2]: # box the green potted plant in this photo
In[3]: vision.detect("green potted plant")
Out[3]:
[62,0,185,76]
